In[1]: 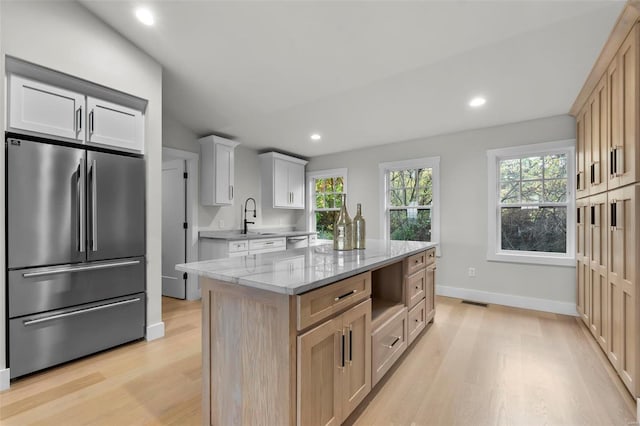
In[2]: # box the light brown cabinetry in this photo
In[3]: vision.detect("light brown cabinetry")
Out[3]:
[426,263,436,322]
[573,7,640,401]
[298,299,371,426]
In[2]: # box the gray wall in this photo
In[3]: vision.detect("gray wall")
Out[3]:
[308,115,576,310]
[162,113,303,232]
[0,0,164,379]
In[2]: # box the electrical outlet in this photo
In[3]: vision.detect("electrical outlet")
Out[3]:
[218,219,224,228]
[468,267,476,277]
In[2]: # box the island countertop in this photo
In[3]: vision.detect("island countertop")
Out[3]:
[176,239,437,295]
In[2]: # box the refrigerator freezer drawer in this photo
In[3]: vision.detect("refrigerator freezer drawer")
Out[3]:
[9,293,145,378]
[8,257,145,318]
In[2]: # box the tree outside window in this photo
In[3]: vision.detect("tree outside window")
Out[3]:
[308,171,347,240]
[388,168,433,241]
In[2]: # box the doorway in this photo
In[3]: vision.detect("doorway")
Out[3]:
[161,148,199,300]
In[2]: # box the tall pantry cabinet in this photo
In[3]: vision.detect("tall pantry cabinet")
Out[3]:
[573,3,640,401]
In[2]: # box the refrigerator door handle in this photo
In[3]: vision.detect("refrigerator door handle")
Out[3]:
[22,259,141,278]
[90,159,98,252]
[23,297,141,326]
[78,159,86,253]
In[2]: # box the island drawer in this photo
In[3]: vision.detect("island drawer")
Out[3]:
[405,269,426,309]
[372,306,407,386]
[248,237,286,253]
[407,299,426,346]
[406,251,427,276]
[296,271,371,331]
[425,248,436,266]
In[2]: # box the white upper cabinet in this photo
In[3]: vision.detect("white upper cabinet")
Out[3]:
[9,75,84,141]
[199,135,240,206]
[86,97,144,153]
[7,71,146,154]
[260,152,308,209]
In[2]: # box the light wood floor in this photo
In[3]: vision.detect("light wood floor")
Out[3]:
[0,296,636,425]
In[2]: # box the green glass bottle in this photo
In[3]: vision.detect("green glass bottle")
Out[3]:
[333,194,353,250]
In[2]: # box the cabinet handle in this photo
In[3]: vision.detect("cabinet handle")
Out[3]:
[76,106,83,134]
[24,297,140,326]
[265,241,274,245]
[577,208,581,224]
[348,326,353,363]
[77,159,85,253]
[615,146,623,177]
[340,332,346,368]
[590,163,595,184]
[229,185,233,200]
[576,172,581,190]
[385,336,401,349]
[590,205,596,226]
[334,289,357,302]
[610,200,617,229]
[89,110,95,135]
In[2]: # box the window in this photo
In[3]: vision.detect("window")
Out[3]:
[307,169,348,241]
[379,157,440,244]
[487,140,575,266]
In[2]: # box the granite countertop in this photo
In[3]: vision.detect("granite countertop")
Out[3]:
[199,230,316,241]
[176,239,437,295]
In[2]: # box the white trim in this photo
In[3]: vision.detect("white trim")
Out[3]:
[378,157,440,255]
[306,168,348,233]
[162,148,200,300]
[637,397,639,424]
[436,285,578,316]
[146,321,165,341]
[0,368,10,391]
[487,139,575,266]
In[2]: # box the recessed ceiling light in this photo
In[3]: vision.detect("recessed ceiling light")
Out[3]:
[310,133,322,141]
[469,96,486,108]
[135,7,155,26]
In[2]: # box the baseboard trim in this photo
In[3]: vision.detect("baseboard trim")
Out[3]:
[146,321,165,341]
[0,368,10,391]
[436,285,578,316]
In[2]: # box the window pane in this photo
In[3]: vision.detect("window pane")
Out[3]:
[543,178,567,202]
[390,209,431,242]
[521,156,543,180]
[315,178,325,193]
[389,171,404,189]
[333,193,342,208]
[544,154,567,179]
[316,211,338,240]
[390,189,406,206]
[418,186,432,205]
[500,182,520,204]
[325,194,336,209]
[315,194,325,209]
[521,180,542,203]
[500,159,520,181]
[325,178,333,193]
[417,168,432,189]
[501,206,566,253]
[334,177,344,192]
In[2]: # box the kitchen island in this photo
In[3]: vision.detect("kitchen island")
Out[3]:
[177,239,437,425]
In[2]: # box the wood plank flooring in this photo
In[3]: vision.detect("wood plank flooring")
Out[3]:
[0,296,636,425]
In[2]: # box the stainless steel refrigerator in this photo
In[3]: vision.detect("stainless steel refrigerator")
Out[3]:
[6,135,146,378]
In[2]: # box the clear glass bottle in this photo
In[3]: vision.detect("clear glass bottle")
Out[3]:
[353,203,366,249]
[333,194,353,250]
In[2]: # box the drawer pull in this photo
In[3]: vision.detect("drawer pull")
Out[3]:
[265,242,274,245]
[334,289,357,302]
[22,260,141,278]
[348,326,353,363]
[23,298,141,326]
[385,336,401,349]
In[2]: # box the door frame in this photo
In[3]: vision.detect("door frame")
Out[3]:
[162,147,199,300]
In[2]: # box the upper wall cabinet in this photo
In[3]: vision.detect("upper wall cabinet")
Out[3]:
[260,152,308,209]
[199,135,240,206]
[86,97,144,153]
[7,73,146,154]
[9,74,85,142]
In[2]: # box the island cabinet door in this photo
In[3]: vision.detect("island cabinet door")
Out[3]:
[342,299,372,419]
[298,317,343,426]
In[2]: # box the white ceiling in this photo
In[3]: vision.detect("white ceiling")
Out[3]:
[81,1,625,157]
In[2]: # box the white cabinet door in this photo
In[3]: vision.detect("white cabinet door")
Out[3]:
[273,158,290,208]
[86,97,144,153]
[289,161,306,209]
[199,136,240,206]
[214,143,234,204]
[9,75,84,141]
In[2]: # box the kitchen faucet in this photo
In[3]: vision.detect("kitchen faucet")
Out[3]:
[243,197,256,234]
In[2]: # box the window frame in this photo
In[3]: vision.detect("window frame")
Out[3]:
[487,139,575,266]
[379,157,440,250]
[306,168,348,242]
